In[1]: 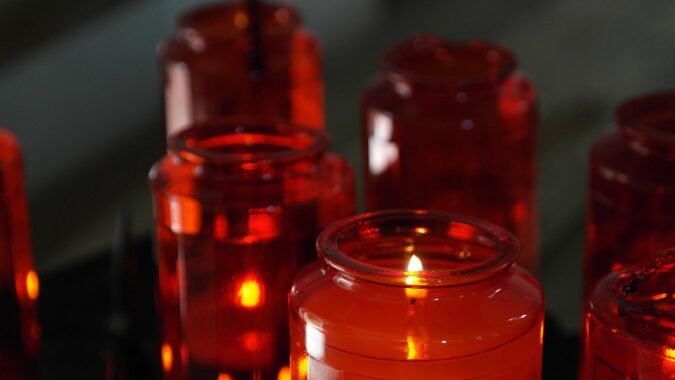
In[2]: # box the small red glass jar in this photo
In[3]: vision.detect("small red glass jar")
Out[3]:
[162,2,324,136]
[0,129,39,379]
[149,120,354,379]
[581,249,675,379]
[290,210,545,379]
[361,35,539,274]
[584,91,675,298]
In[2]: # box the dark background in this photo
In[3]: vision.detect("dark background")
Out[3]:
[2,0,675,378]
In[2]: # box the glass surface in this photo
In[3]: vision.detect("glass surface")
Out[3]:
[0,129,40,379]
[162,2,324,136]
[585,91,675,297]
[150,120,354,380]
[581,249,675,379]
[361,35,539,274]
[290,210,545,379]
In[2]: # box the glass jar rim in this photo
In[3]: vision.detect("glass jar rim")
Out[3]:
[594,249,675,325]
[616,91,675,148]
[317,210,520,287]
[380,35,517,88]
[168,118,329,167]
[178,2,301,43]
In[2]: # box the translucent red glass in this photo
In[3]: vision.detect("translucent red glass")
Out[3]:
[290,210,545,379]
[162,2,324,136]
[361,35,539,274]
[0,129,39,379]
[149,120,354,379]
[581,249,675,379]
[584,91,675,298]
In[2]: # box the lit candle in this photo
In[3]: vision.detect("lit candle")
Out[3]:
[150,121,354,379]
[0,129,40,378]
[290,210,545,379]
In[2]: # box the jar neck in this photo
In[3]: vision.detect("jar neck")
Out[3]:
[317,210,519,288]
[379,35,516,93]
[168,118,329,175]
[176,2,300,47]
[616,91,675,157]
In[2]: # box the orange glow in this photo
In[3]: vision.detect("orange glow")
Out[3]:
[666,348,675,363]
[298,355,309,377]
[406,335,418,360]
[405,255,427,298]
[248,209,280,240]
[277,366,291,380]
[447,222,475,241]
[234,11,249,29]
[26,271,39,300]
[237,276,263,309]
[161,343,173,372]
[539,322,545,344]
[241,331,267,351]
[217,373,234,380]
[414,226,429,235]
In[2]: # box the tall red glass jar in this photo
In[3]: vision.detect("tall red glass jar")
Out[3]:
[361,35,539,274]
[584,91,675,297]
[150,120,354,379]
[290,210,545,379]
[581,249,675,379]
[0,129,39,379]
[162,2,323,136]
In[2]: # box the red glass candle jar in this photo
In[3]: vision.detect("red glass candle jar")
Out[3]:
[581,249,675,379]
[290,210,545,379]
[162,2,323,136]
[0,129,39,379]
[361,35,539,274]
[150,120,354,379]
[585,91,675,297]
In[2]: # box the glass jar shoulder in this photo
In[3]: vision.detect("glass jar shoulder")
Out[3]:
[590,129,675,190]
[291,264,544,360]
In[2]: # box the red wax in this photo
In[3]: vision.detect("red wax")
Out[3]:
[585,92,675,297]
[581,249,675,379]
[162,2,324,136]
[150,120,354,379]
[361,36,539,274]
[290,210,545,379]
[0,129,39,379]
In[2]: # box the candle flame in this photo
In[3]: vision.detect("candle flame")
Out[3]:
[161,343,173,372]
[26,271,39,300]
[236,276,263,309]
[407,254,423,273]
[405,255,427,298]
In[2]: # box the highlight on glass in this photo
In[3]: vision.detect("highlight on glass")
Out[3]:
[149,119,354,379]
[162,1,324,136]
[0,128,40,379]
[581,249,675,379]
[361,35,539,274]
[290,210,545,379]
[584,91,675,298]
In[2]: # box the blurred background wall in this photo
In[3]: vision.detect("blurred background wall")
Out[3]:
[2,0,675,333]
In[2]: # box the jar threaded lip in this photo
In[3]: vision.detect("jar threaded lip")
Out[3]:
[168,118,329,167]
[616,91,675,151]
[380,35,517,88]
[317,210,520,287]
